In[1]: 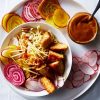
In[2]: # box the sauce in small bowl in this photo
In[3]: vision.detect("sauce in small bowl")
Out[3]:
[68,12,98,44]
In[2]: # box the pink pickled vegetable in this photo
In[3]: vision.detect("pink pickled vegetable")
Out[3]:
[22,0,42,22]
[72,57,80,72]
[4,63,25,86]
[73,71,84,81]
[66,49,100,89]
[72,79,84,87]
[84,74,91,82]
[79,62,95,75]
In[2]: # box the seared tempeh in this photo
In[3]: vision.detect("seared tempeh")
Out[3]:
[48,50,64,62]
[38,65,55,80]
[40,77,56,93]
[50,43,68,51]
[49,61,60,68]
[41,32,52,48]
[49,61,65,75]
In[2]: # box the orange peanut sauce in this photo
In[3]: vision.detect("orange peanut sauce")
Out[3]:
[68,12,98,44]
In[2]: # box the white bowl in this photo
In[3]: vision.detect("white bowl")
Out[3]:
[0,22,72,97]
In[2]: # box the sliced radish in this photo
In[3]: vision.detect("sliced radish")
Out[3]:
[84,74,91,82]
[4,63,25,86]
[82,50,98,66]
[72,57,80,72]
[91,64,98,71]
[97,57,100,65]
[25,78,44,92]
[97,50,100,56]
[72,79,84,87]
[65,80,73,89]
[81,50,94,63]
[88,51,98,66]
[73,70,84,81]
[79,62,95,75]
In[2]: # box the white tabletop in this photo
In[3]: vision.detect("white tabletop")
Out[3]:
[0,0,100,100]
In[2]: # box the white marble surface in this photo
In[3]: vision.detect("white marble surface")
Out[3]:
[0,0,100,100]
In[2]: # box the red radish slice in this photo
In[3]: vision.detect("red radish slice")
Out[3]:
[91,64,98,71]
[81,50,93,63]
[97,58,100,65]
[97,50,100,56]
[22,0,42,22]
[72,79,84,87]
[88,51,98,66]
[97,50,100,65]
[73,71,84,81]
[79,62,95,75]
[65,80,73,89]
[82,50,98,66]
[84,74,91,82]
[4,63,25,86]
[72,57,80,72]
[25,78,44,92]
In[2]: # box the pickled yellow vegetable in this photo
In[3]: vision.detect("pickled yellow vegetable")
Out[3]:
[46,16,58,28]
[7,15,24,32]
[53,9,70,27]
[2,13,14,30]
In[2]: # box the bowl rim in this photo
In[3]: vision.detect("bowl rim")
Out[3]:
[0,22,72,96]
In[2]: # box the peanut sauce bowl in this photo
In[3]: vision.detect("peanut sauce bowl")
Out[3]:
[67,12,98,44]
[0,22,72,97]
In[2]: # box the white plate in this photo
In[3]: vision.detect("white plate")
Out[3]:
[0,0,100,100]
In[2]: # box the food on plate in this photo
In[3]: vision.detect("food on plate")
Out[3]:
[49,61,65,75]
[0,26,68,93]
[48,51,64,62]
[40,32,53,48]
[40,77,56,93]
[53,9,70,27]
[38,0,60,19]
[22,0,42,22]
[39,0,70,27]
[68,12,98,44]
[45,9,70,28]
[66,49,100,88]
[4,63,25,86]
[25,78,44,91]
[46,15,58,28]
[2,13,24,32]
[2,13,14,30]
[2,0,70,31]
[50,43,68,51]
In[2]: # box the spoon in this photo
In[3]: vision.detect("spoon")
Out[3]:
[89,0,100,20]
[82,0,100,22]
